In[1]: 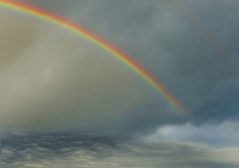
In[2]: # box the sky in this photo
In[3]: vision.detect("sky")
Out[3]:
[1,0,239,167]
[18,0,239,124]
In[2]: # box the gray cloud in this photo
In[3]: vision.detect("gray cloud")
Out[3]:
[2,0,239,134]
[19,0,239,124]
[2,132,239,168]
[0,8,43,69]
[1,1,239,167]
[0,8,185,133]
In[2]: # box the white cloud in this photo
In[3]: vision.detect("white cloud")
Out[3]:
[146,121,239,147]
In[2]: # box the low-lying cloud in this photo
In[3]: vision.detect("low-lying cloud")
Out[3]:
[146,121,239,147]
[2,131,239,168]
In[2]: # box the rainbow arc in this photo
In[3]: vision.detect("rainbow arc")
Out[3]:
[0,0,187,114]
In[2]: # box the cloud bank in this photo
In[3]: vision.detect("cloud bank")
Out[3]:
[2,132,239,168]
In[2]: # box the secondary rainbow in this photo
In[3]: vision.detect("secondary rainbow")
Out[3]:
[0,0,187,114]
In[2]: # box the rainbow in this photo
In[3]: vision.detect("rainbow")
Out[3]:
[0,0,187,114]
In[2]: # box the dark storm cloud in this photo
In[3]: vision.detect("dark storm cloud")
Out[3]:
[0,9,158,133]
[2,132,239,168]
[0,1,187,134]
[6,0,239,130]
[26,0,239,123]
[2,2,239,167]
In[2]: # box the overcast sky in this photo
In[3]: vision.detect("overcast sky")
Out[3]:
[19,0,239,122]
[1,0,239,167]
